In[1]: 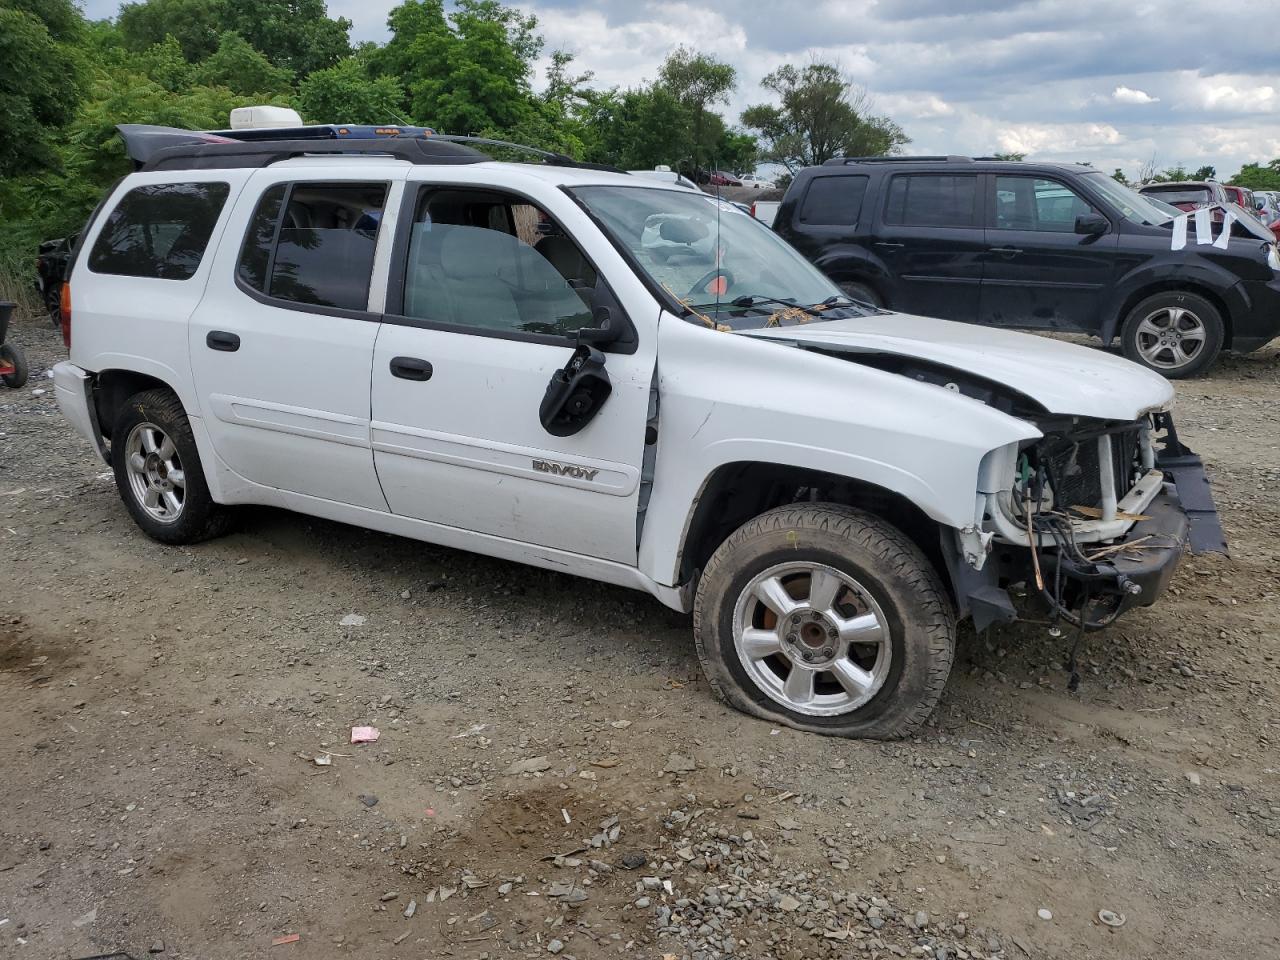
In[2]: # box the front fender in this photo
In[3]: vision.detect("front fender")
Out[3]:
[1100,250,1250,344]
[638,315,1041,586]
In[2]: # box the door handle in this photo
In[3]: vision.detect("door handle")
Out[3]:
[206,330,240,352]
[390,356,433,381]
[989,246,1023,256]
[873,242,904,250]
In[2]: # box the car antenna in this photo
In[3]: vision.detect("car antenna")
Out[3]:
[713,154,723,316]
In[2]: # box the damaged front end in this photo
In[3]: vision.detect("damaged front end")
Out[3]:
[949,411,1226,642]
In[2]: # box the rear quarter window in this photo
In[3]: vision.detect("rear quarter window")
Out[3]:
[88,182,230,280]
[798,175,869,226]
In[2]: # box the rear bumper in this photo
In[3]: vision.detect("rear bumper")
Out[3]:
[52,361,108,463]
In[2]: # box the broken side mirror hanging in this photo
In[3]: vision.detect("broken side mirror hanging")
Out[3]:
[539,308,615,437]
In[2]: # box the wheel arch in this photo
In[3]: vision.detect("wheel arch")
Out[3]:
[1105,281,1234,349]
[674,461,950,600]
[94,369,185,442]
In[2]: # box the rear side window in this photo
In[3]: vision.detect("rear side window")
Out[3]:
[238,181,387,312]
[88,182,229,280]
[884,175,977,228]
[798,176,868,225]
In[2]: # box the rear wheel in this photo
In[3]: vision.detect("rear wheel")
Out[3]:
[111,388,231,544]
[44,284,62,328]
[1119,291,1223,378]
[693,504,955,739]
[839,281,883,309]
[0,343,28,389]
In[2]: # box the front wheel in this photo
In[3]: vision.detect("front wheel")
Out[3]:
[111,388,231,544]
[693,505,955,739]
[839,281,883,309]
[1119,291,1223,378]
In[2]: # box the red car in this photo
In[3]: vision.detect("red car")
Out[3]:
[1223,184,1255,211]
[1140,181,1280,242]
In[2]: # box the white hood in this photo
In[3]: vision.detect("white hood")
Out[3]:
[742,311,1174,421]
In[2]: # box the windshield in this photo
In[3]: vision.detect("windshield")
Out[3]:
[572,184,872,329]
[1141,185,1212,206]
[1082,172,1175,225]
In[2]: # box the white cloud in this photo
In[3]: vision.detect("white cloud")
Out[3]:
[1112,85,1158,105]
[995,122,1122,156]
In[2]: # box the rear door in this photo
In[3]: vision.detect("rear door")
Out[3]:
[870,172,985,321]
[189,168,405,508]
[978,174,1118,332]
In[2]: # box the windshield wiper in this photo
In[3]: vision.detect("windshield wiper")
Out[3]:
[728,294,830,316]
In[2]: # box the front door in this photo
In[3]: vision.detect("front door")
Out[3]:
[871,172,985,321]
[369,183,655,563]
[190,173,402,509]
[978,174,1118,331]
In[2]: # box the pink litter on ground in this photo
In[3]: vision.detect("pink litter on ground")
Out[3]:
[350,726,380,744]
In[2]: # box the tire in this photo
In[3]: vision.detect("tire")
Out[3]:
[1119,291,1223,379]
[692,504,955,740]
[110,388,232,544]
[839,281,883,309]
[44,284,62,328]
[1,343,29,389]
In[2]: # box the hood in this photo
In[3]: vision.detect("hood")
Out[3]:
[740,311,1174,421]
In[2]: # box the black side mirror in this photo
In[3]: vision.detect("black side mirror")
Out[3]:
[1075,213,1109,236]
[540,343,613,437]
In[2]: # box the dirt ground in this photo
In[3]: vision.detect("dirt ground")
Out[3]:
[1,312,1277,960]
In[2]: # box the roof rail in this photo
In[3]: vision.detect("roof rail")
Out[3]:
[822,155,973,166]
[428,135,623,172]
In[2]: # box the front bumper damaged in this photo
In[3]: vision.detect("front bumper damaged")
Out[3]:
[949,413,1225,633]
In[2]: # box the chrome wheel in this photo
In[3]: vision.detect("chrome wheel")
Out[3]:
[732,562,891,717]
[124,422,186,523]
[1134,306,1206,370]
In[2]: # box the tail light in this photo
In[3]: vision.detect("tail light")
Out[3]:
[60,282,71,349]
[750,201,758,219]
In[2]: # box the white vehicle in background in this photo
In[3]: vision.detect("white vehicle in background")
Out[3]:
[750,199,781,227]
[739,174,775,190]
[52,122,1220,740]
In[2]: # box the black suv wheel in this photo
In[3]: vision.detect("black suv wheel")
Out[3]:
[1119,291,1224,379]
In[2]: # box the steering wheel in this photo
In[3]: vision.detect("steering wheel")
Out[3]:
[685,268,735,301]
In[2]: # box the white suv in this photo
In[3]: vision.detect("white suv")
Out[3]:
[52,127,1221,738]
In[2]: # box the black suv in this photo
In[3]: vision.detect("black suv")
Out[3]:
[775,156,1280,377]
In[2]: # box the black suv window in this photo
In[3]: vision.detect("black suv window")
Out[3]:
[884,175,977,228]
[88,182,230,280]
[238,182,387,312]
[993,177,1094,232]
[798,175,868,225]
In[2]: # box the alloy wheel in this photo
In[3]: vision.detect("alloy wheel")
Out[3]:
[1134,306,1207,370]
[732,562,891,717]
[124,422,186,523]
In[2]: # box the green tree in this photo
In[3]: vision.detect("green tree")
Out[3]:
[118,0,227,62]
[195,31,293,96]
[297,58,404,124]
[993,151,1025,161]
[0,0,84,177]
[658,46,735,170]
[222,0,352,77]
[376,0,541,134]
[137,34,194,92]
[1229,160,1280,191]
[1112,168,1129,184]
[741,62,907,172]
[1193,164,1217,180]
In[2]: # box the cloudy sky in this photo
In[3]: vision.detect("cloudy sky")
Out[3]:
[83,0,1280,178]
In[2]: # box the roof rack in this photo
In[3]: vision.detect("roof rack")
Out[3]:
[822,155,975,166]
[119,125,623,174]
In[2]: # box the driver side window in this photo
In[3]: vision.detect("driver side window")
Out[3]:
[400,189,598,337]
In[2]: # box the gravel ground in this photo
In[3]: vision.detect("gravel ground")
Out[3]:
[1,312,1277,960]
